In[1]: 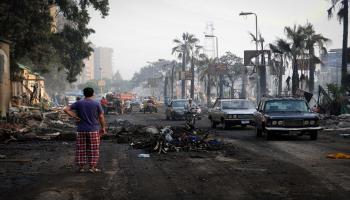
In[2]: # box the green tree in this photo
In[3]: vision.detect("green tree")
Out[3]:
[198,54,217,106]
[219,52,246,98]
[0,0,109,83]
[172,33,199,98]
[283,25,307,95]
[190,45,202,99]
[303,23,330,93]
[328,0,349,89]
[269,41,289,95]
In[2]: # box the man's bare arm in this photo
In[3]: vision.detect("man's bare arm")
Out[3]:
[98,113,106,134]
[63,106,80,121]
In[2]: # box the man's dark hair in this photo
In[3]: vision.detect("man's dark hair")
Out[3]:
[83,87,94,97]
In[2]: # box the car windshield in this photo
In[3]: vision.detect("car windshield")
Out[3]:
[265,100,309,112]
[221,100,255,109]
[172,100,186,107]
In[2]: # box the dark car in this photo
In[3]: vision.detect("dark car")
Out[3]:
[165,99,187,120]
[254,97,322,140]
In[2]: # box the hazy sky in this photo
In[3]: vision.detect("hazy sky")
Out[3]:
[88,0,343,80]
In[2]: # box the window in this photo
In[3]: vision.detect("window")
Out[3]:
[265,100,309,112]
[221,100,255,109]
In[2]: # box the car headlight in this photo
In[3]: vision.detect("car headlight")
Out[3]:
[278,121,284,126]
[304,120,310,125]
[310,120,316,125]
[272,121,277,126]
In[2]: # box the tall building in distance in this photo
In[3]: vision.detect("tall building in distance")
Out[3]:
[78,52,95,84]
[94,47,114,80]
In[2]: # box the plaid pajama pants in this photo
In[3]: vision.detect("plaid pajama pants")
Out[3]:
[75,131,100,167]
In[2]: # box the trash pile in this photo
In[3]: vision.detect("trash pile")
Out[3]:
[108,119,222,154]
[0,106,76,142]
[320,114,350,130]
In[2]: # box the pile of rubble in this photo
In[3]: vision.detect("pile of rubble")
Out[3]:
[320,114,350,130]
[0,106,76,142]
[108,119,222,154]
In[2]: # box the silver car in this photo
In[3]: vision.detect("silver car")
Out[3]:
[208,98,256,129]
[165,99,187,120]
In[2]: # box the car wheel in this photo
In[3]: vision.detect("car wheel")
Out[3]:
[255,127,262,137]
[166,113,170,120]
[222,121,230,130]
[310,131,318,140]
[211,120,217,128]
[171,112,176,120]
[265,130,274,140]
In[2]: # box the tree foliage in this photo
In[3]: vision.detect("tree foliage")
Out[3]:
[0,0,109,83]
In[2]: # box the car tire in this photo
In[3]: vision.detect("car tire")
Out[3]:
[265,131,274,140]
[171,112,176,120]
[222,121,230,130]
[211,120,217,128]
[166,113,170,120]
[310,131,318,140]
[255,127,262,137]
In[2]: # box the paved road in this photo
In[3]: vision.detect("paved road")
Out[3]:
[1,109,350,200]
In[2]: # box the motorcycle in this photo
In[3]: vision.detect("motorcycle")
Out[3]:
[185,106,202,129]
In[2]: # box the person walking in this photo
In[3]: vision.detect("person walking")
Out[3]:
[64,87,106,173]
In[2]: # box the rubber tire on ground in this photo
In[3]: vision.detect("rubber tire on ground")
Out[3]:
[310,131,318,140]
[255,127,262,137]
[265,131,274,140]
[211,120,217,128]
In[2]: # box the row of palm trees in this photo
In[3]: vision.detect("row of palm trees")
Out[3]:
[269,23,329,95]
[171,23,330,104]
[171,32,245,106]
[169,1,349,103]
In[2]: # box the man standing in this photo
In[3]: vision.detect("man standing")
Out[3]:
[64,87,106,173]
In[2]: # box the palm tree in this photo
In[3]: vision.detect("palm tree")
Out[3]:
[284,25,307,95]
[249,33,267,96]
[172,33,199,98]
[269,41,288,95]
[198,54,217,106]
[190,45,202,99]
[328,0,349,88]
[303,23,330,93]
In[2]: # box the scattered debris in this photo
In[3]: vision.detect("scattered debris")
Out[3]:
[327,153,350,159]
[320,114,350,130]
[137,154,150,158]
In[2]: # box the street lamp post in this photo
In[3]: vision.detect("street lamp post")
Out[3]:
[205,34,223,98]
[239,11,260,102]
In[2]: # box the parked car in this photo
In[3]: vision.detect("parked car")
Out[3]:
[208,98,256,129]
[165,99,187,120]
[254,97,322,140]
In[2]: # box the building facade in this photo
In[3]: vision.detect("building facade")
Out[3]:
[94,47,113,80]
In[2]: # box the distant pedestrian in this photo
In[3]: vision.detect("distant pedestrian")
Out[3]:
[286,76,291,91]
[64,87,106,173]
[100,97,108,114]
